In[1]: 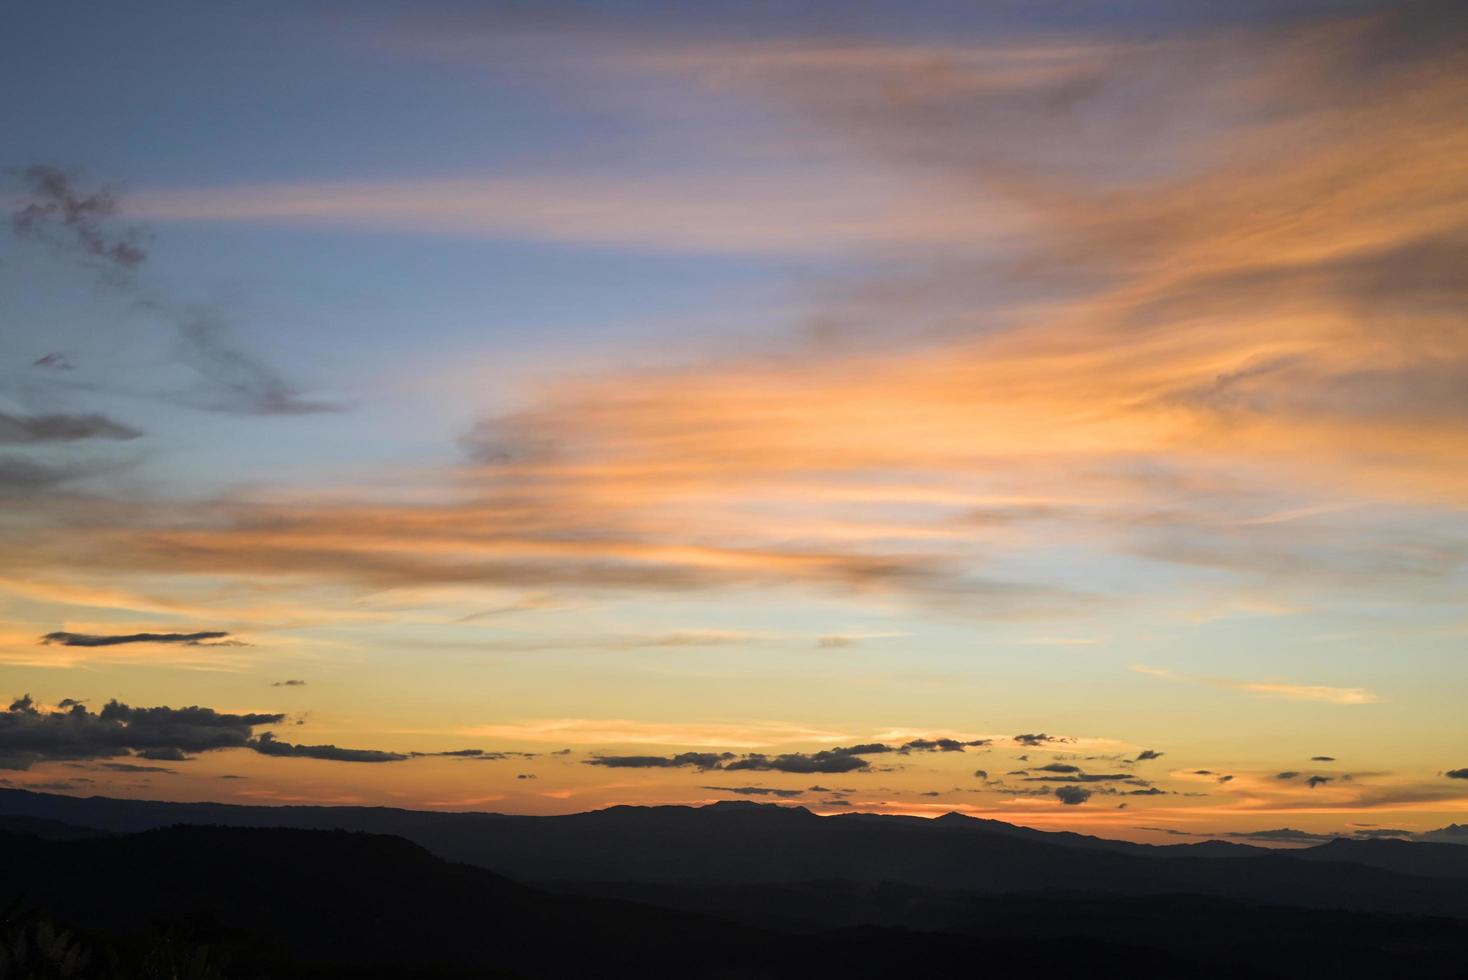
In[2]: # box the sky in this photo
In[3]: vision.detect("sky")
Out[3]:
[1,0,1466,845]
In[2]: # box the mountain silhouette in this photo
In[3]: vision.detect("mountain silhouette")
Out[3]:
[4,790,1468,978]
[0,823,1225,979]
[3,791,1464,915]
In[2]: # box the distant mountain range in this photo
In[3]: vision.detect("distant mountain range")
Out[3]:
[3,789,1468,978]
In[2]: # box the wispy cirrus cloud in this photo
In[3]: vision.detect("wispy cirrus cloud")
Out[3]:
[461,719,1038,752]
[1131,665,1379,705]
[6,166,339,418]
[1234,683,1380,706]
[460,719,858,749]
[5,5,1467,626]
[125,171,1026,257]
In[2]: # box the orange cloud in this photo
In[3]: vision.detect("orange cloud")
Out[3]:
[1131,665,1380,705]
[5,3,1466,635]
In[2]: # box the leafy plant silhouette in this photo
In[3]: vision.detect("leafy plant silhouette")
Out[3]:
[0,905,233,980]
[0,914,92,979]
[130,932,228,980]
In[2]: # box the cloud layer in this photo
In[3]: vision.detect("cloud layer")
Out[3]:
[0,694,282,770]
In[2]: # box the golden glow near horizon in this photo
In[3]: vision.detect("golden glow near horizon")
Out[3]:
[2,1,1467,845]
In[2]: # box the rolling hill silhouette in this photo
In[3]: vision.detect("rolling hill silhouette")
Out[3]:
[3,790,1468,978]
[0,823,1216,979]
[3,790,1465,913]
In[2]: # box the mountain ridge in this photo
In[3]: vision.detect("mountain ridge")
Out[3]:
[4,816,1468,978]
[3,788,1466,916]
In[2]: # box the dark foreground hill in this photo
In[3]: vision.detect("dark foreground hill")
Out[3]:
[0,824,1215,979]
[2,824,1468,979]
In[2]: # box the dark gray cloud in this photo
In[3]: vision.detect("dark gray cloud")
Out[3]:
[271,679,307,687]
[585,742,905,774]
[723,746,878,774]
[899,738,991,753]
[703,785,804,798]
[1307,775,1332,789]
[1034,762,1081,774]
[0,695,284,769]
[1312,756,1336,762]
[0,696,417,769]
[9,165,148,273]
[1275,771,1301,780]
[417,748,539,760]
[1013,733,1068,747]
[1135,749,1165,761]
[247,731,408,764]
[0,412,141,444]
[1445,768,1468,779]
[830,743,896,756]
[40,630,234,648]
[973,769,988,779]
[586,752,736,770]
[1055,785,1092,805]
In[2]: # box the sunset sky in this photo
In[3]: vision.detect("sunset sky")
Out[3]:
[2,0,1466,844]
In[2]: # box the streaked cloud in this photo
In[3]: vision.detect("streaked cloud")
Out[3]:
[461,719,859,749]
[0,412,141,444]
[1131,665,1379,705]
[8,3,1468,621]
[1233,682,1380,706]
[40,630,237,648]
[127,171,1028,257]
